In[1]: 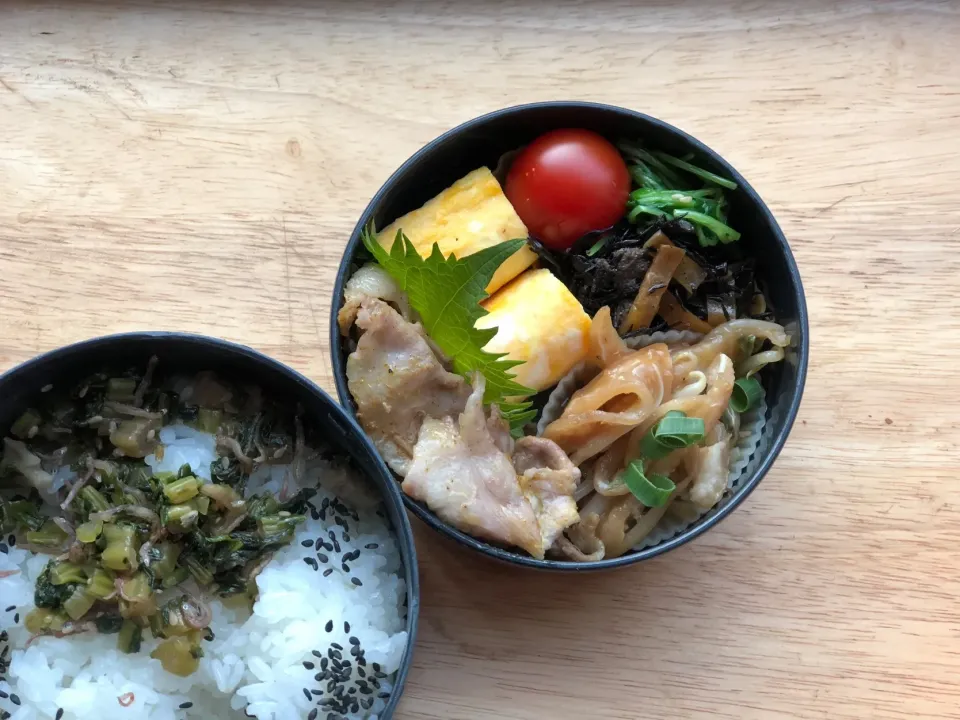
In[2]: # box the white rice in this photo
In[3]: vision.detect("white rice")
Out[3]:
[0,430,409,720]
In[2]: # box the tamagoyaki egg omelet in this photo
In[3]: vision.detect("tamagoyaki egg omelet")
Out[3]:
[376,167,537,294]
[476,268,592,393]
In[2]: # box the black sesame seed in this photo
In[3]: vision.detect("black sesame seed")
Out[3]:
[349,636,360,646]
[359,685,373,695]
[349,646,359,657]
[0,543,7,554]
[303,661,315,670]
[357,656,367,667]
[343,620,350,633]
[314,538,323,551]
[4,606,14,613]
[370,676,381,688]
[310,508,320,520]
[325,620,333,632]
[312,649,323,658]
[326,679,337,693]
[365,543,379,550]
[179,701,194,709]
[375,670,387,678]
[372,662,381,672]
[378,691,390,699]
[330,649,342,660]
[308,710,318,720]
[321,497,330,509]
[7,534,14,546]
[13,613,18,624]
[10,694,21,705]
[361,698,374,710]
[317,553,329,564]
[1,711,9,720]
[341,562,350,573]
[323,568,333,577]
[314,672,323,681]
[303,687,312,701]
[320,657,329,670]
[331,642,343,650]
[304,557,319,570]
[326,714,338,720]
[342,533,350,542]
[301,539,313,548]
[311,688,323,696]
[348,687,357,695]
[56,709,65,720]
[351,577,363,587]
[357,667,366,678]
[0,691,7,698]
[319,509,327,521]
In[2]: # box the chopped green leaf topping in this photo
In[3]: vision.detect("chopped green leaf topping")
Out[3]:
[639,411,706,461]
[731,377,764,413]
[361,225,535,430]
[620,460,676,507]
[620,142,740,247]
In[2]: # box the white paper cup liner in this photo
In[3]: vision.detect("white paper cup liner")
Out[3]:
[633,392,767,549]
[536,329,770,553]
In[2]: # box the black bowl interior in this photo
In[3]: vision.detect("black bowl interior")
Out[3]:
[331,101,809,571]
[0,332,419,716]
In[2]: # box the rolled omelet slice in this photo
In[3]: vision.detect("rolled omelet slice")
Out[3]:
[377,167,537,294]
[477,269,592,393]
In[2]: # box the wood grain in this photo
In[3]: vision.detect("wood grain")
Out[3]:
[2,1,959,718]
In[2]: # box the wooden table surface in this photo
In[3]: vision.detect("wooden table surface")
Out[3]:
[2,1,959,718]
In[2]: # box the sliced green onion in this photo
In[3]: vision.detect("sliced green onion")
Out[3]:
[620,461,676,507]
[652,151,739,190]
[655,412,706,444]
[731,377,764,413]
[586,237,608,256]
[639,411,706,461]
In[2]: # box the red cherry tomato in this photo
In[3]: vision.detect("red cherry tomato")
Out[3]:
[505,128,630,250]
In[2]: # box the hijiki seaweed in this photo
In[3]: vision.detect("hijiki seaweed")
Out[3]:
[528,217,772,333]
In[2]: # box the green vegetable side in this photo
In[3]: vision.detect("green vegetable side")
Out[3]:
[0,364,313,675]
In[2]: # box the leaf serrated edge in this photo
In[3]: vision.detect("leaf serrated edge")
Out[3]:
[359,221,535,430]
